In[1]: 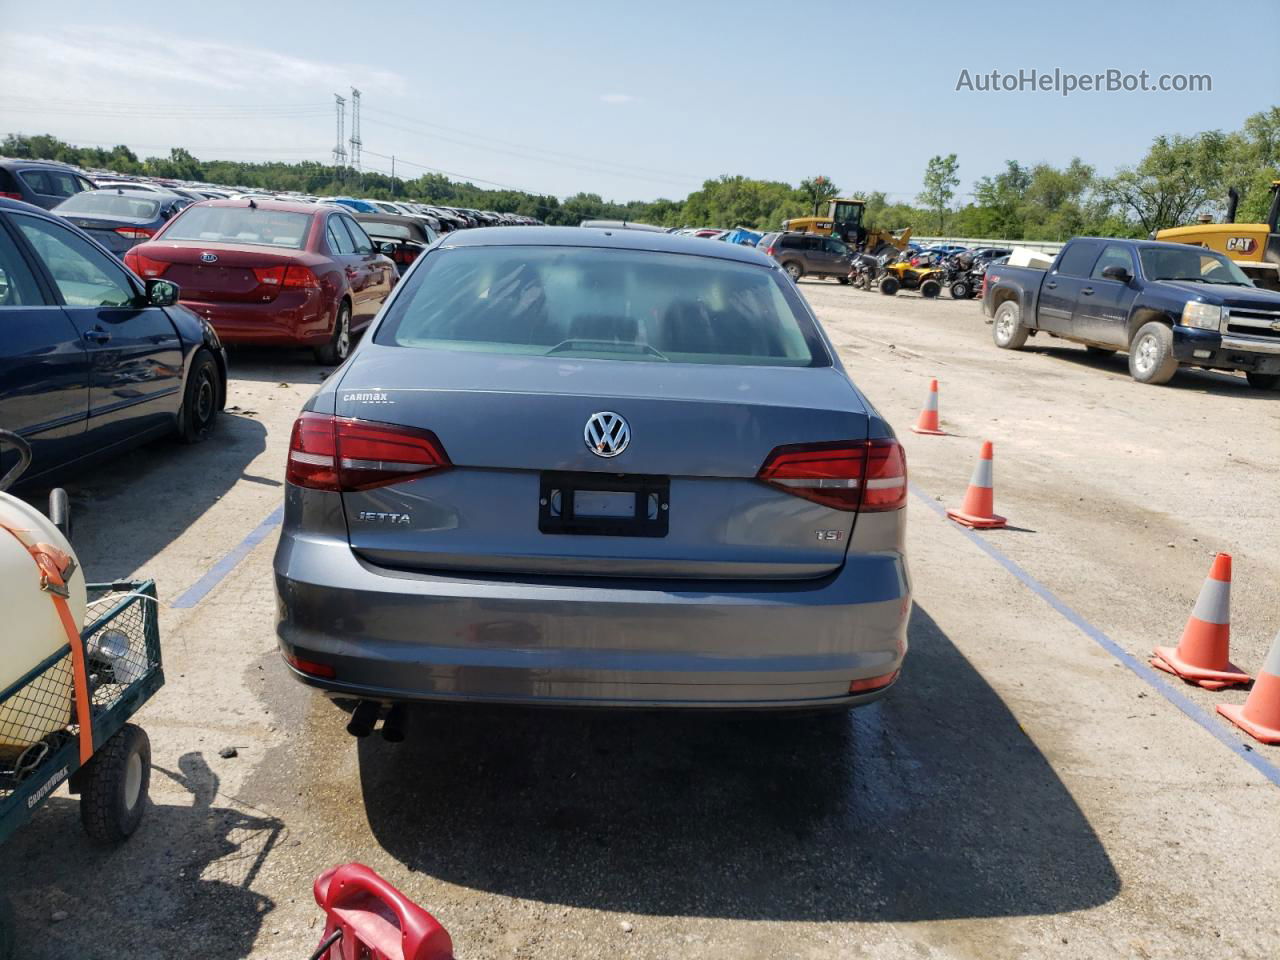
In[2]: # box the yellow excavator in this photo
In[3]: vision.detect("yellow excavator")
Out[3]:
[782,198,912,255]
[1155,181,1280,291]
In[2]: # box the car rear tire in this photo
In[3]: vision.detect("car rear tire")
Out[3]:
[879,276,900,296]
[315,301,352,365]
[1128,322,1178,385]
[920,279,941,299]
[1245,371,1280,390]
[178,349,219,444]
[79,723,150,843]
[1085,346,1117,358]
[992,301,1029,349]
[782,261,803,283]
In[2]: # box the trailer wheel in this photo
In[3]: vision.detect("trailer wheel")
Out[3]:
[880,276,900,296]
[80,723,150,843]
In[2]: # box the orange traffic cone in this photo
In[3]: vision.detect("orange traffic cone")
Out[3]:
[1218,629,1280,744]
[946,440,1006,529]
[1150,553,1250,690]
[910,379,946,435]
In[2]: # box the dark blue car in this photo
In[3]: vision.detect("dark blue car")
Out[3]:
[0,197,227,485]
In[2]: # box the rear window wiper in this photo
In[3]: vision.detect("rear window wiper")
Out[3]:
[545,339,669,361]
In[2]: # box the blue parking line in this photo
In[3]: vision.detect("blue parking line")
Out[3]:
[910,483,1280,789]
[171,504,284,609]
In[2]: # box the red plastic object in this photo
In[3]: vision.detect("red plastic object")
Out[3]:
[313,863,453,960]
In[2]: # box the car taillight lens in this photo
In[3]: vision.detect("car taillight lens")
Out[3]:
[283,265,321,289]
[123,250,169,277]
[756,438,906,512]
[114,226,155,240]
[765,245,776,256]
[0,191,21,200]
[286,413,451,491]
[253,265,286,287]
[861,439,908,512]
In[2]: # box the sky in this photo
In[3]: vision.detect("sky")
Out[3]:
[1,0,1277,203]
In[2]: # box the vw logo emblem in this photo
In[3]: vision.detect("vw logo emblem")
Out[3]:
[584,411,630,458]
[200,252,218,263]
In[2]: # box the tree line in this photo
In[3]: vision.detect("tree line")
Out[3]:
[4,106,1276,240]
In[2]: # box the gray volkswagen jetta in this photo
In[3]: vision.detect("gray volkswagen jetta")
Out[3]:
[274,226,910,714]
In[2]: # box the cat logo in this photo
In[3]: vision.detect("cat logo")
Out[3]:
[1225,237,1257,254]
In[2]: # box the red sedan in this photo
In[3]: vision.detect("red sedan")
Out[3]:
[124,199,397,363]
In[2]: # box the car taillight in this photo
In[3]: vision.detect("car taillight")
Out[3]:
[756,438,906,512]
[861,439,908,512]
[114,226,155,240]
[123,250,170,277]
[765,245,776,256]
[253,265,286,287]
[286,413,451,492]
[0,192,21,201]
[283,265,321,289]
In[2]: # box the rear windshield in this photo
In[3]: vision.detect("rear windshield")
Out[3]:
[375,245,829,366]
[162,206,312,249]
[361,221,414,241]
[56,192,160,220]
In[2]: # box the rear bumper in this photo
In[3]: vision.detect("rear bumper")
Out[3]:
[1172,325,1280,372]
[181,294,331,347]
[274,522,911,710]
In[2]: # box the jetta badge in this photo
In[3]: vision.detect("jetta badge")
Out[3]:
[200,252,218,263]
[584,411,630,458]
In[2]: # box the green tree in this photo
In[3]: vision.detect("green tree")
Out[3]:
[798,175,839,214]
[917,154,960,233]
[1097,131,1229,233]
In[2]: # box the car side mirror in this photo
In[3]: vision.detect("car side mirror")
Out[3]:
[1101,265,1131,283]
[145,278,180,307]
[378,241,397,256]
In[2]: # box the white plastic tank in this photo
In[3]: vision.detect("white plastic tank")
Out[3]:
[0,492,86,758]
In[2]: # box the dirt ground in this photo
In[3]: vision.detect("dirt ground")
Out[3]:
[4,281,1280,960]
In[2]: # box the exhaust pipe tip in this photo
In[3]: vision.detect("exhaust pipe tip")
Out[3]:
[381,703,406,742]
[346,700,379,738]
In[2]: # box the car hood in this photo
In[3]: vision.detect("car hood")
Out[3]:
[1156,280,1280,310]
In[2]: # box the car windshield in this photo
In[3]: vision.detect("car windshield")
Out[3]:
[162,206,311,249]
[1140,247,1252,286]
[832,201,862,227]
[375,245,828,366]
[55,192,161,220]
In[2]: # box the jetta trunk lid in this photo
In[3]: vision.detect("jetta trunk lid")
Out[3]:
[334,344,870,579]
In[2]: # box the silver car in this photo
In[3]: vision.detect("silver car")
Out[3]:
[274,227,910,714]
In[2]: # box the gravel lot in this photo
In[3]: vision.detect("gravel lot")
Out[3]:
[3,281,1279,960]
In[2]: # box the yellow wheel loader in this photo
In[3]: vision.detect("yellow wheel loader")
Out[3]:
[782,198,912,255]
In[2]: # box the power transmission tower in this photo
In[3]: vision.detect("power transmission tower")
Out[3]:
[332,94,348,172]
[349,88,362,177]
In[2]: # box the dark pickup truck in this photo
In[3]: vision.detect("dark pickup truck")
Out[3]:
[982,237,1280,387]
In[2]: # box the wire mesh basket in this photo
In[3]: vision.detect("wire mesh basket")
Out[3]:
[0,581,161,824]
